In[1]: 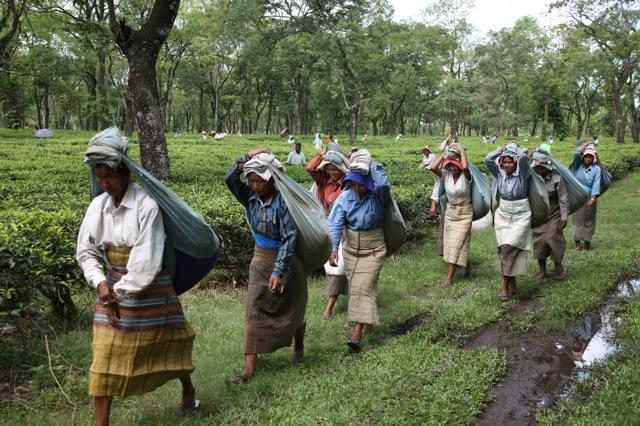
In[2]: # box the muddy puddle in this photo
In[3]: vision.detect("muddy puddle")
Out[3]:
[470,278,640,425]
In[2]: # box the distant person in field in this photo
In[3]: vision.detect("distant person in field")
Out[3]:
[571,142,602,251]
[482,135,488,144]
[429,143,473,285]
[491,134,497,144]
[592,135,599,146]
[77,129,199,425]
[326,133,337,145]
[327,149,390,352]
[306,144,351,320]
[313,133,323,151]
[286,142,306,166]
[419,145,436,171]
[224,147,307,383]
[485,142,532,301]
[530,146,569,280]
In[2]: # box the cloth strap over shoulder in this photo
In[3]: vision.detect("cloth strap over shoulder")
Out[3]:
[86,127,220,295]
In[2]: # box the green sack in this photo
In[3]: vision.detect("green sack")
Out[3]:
[469,163,491,221]
[263,163,332,272]
[528,172,550,228]
[549,158,590,214]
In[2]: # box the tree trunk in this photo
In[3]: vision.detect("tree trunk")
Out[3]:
[34,87,43,129]
[122,94,135,136]
[129,51,171,179]
[612,85,626,144]
[197,87,204,132]
[349,90,364,146]
[97,47,110,129]
[43,86,50,128]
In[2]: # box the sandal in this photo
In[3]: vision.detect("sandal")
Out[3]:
[228,373,253,384]
[346,340,362,352]
[176,400,200,416]
[498,294,510,302]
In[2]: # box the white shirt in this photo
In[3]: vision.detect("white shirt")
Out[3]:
[76,183,166,299]
[286,151,306,165]
[420,153,436,170]
[442,168,472,205]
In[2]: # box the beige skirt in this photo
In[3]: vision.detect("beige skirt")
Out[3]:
[533,208,566,263]
[342,228,386,325]
[243,246,308,354]
[443,201,473,267]
[572,203,597,241]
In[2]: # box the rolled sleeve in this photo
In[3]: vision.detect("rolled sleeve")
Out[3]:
[273,203,297,277]
[485,148,503,177]
[327,195,346,251]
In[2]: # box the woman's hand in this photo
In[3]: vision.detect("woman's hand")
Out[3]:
[559,220,567,230]
[268,274,285,294]
[97,281,120,328]
[329,251,339,266]
[587,196,597,207]
[429,200,438,218]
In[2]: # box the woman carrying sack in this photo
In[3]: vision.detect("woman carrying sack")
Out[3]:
[327,149,390,352]
[306,145,350,320]
[530,147,569,280]
[485,142,532,301]
[429,143,473,285]
[571,142,602,251]
[224,148,307,383]
[77,130,199,424]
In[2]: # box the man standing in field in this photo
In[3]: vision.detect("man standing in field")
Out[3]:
[286,142,306,166]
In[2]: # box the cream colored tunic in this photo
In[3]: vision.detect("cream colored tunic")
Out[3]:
[76,183,166,299]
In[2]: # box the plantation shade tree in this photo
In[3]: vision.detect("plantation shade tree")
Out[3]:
[105,0,180,180]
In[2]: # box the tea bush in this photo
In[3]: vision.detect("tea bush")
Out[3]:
[1,128,639,319]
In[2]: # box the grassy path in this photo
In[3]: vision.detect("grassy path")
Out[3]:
[2,172,639,425]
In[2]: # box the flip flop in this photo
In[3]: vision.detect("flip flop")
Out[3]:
[292,356,304,365]
[322,314,333,320]
[498,294,510,302]
[228,374,253,384]
[176,399,200,416]
[346,340,362,352]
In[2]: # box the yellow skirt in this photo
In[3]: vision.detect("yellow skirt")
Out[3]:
[89,325,195,397]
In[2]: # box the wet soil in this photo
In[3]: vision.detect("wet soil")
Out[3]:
[468,279,640,425]
[388,312,430,336]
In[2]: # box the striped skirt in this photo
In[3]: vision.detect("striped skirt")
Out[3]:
[89,246,195,397]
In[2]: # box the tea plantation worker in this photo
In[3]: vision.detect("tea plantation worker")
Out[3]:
[571,142,602,251]
[429,143,473,285]
[327,149,390,352]
[419,145,436,171]
[429,137,453,256]
[286,142,306,166]
[485,142,532,301]
[224,147,307,383]
[77,137,198,425]
[530,148,569,280]
[306,144,351,320]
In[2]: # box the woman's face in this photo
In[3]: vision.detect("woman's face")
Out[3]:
[500,156,517,174]
[248,173,274,199]
[583,154,594,167]
[95,165,129,199]
[447,163,461,177]
[534,165,550,177]
[350,182,368,198]
[325,164,343,182]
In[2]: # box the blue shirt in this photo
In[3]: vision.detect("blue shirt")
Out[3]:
[225,156,297,277]
[485,147,530,200]
[572,149,602,197]
[327,163,390,251]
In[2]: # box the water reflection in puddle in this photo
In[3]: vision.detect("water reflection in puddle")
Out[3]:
[537,278,640,406]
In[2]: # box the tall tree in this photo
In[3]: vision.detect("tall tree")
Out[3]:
[552,0,640,143]
[0,0,28,128]
[106,0,180,179]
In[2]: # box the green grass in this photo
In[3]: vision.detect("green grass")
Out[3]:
[1,130,640,424]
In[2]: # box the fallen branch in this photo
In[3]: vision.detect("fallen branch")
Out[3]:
[43,333,77,412]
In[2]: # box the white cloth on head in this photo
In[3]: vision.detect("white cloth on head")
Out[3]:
[349,149,372,175]
[76,183,165,300]
[243,153,284,182]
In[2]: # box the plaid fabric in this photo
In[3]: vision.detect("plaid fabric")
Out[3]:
[88,246,195,397]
